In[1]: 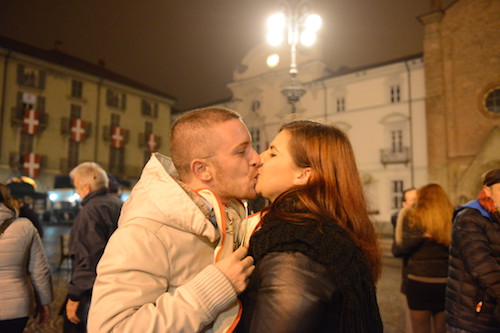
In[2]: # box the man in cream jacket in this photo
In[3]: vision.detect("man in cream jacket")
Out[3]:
[88,108,260,332]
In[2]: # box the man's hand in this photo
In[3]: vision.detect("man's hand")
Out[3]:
[66,299,81,324]
[215,246,255,294]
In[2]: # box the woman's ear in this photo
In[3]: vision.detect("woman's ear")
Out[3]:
[293,167,311,186]
[191,159,213,182]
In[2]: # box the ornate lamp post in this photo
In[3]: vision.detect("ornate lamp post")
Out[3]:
[266,0,322,113]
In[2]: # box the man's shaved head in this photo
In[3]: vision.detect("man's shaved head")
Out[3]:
[170,107,242,180]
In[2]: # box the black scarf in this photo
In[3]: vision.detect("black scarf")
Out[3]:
[249,216,383,332]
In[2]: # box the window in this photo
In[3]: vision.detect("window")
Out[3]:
[336,97,345,112]
[144,121,154,164]
[68,104,82,169]
[17,65,45,89]
[251,129,261,153]
[21,92,36,111]
[251,100,261,112]
[19,133,34,155]
[14,93,46,128]
[484,87,500,115]
[391,130,403,153]
[145,121,153,134]
[390,85,401,103]
[70,104,82,118]
[71,80,83,98]
[109,114,124,174]
[111,113,120,127]
[68,141,79,169]
[107,89,126,109]
[141,99,158,117]
[391,180,404,209]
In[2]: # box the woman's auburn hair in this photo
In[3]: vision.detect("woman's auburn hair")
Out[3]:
[265,120,382,282]
[407,183,453,246]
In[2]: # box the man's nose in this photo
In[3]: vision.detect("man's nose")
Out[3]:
[250,149,261,167]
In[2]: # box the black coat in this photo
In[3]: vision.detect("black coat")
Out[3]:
[237,217,383,333]
[445,201,500,332]
[68,188,122,300]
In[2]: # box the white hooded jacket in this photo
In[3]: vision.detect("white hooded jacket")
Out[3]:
[88,153,250,332]
[0,203,52,320]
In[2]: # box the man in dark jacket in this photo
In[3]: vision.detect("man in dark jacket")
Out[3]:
[445,168,500,333]
[62,162,123,333]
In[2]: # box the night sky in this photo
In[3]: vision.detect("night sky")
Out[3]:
[0,0,452,110]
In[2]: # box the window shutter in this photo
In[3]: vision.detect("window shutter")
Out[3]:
[38,71,46,89]
[17,64,25,85]
[37,96,45,112]
[16,92,23,120]
[122,94,127,109]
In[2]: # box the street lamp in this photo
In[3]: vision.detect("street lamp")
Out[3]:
[266,0,322,113]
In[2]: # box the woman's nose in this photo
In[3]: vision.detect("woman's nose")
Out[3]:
[259,152,267,163]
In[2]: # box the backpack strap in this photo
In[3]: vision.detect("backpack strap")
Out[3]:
[0,218,16,237]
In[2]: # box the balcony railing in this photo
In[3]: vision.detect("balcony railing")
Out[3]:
[380,147,410,166]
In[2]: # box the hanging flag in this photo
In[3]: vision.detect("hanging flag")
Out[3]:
[71,118,86,142]
[23,153,41,178]
[147,133,157,152]
[23,109,40,135]
[22,92,37,105]
[111,127,124,148]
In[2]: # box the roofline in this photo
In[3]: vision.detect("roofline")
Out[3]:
[189,52,424,109]
[315,53,424,83]
[0,35,176,102]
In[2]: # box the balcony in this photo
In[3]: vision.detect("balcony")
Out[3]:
[380,147,410,166]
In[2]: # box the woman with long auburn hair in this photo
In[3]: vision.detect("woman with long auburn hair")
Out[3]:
[236,120,383,332]
[394,183,453,333]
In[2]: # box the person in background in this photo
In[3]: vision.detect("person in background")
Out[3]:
[107,174,122,198]
[445,168,500,333]
[5,182,44,238]
[88,108,259,332]
[62,162,123,333]
[0,183,53,333]
[12,195,44,238]
[394,183,453,333]
[236,120,383,332]
[392,187,417,333]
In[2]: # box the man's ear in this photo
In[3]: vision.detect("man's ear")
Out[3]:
[484,185,492,198]
[293,167,311,186]
[191,159,213,182]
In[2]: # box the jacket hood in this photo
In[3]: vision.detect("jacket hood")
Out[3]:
[460,199,492,221]
[0,203,16,225]
[118,153,219,242]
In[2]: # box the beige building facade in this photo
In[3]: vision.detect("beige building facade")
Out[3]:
[0,36,175,193]
[206,0,500,224]
[210,42,428,225]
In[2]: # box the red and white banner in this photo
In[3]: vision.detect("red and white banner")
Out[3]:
[23,109,39,135]
[71,118,86,142]
[22,92,37,105]
[23,153,41,178]
[147,133,157,152]
[111,127,124,148]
